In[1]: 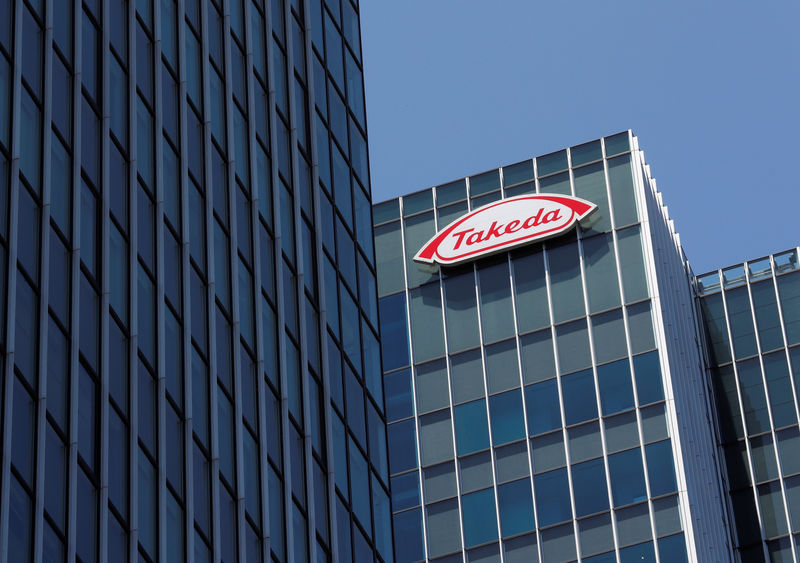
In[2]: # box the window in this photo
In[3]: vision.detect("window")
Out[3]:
[608,448,647,506]
[572,458,609,517]
[525,379,561,435]
[597,358,634,415]
[461,488,498,547]
[489,389,525,445]
[534,468,572,526]
[561,368,597,425]
[454,400,489,456]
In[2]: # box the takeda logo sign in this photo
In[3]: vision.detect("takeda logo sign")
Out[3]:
[414,194,596,265]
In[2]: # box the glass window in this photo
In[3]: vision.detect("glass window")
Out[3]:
[605,132,630,155]
[592,309,628,365]
[646,440,677,496]
[14,274,39,385]
[583,233,621,313]
[419,409,453,466]
[437,200,468,227]
[539,170,571,195]
[608,448,647,506]
[750,434,779,482]
[498,479,535,538]
[763,351,795,429]
[617,226,649,304]
[713,365,745,442]
[633,350,664,405]
[455,399,490,456]
[450,349,484,404]
[616,502,652,547]
[17,185,40,280]
[374,222,404,296]
[562,368,598,425]
[574,163,609,234]
[597,358,634,415]
[537,150,568,176]
[416,359,449,414]
[737,357,770,434]
[393,509,424,563]
[470,169,501,196]
[785,475,800,531]
[409,282,445,363]
[490,389,525,445]
[525,379,561,435]
[534,468,572,527]
[485,338,519,394]
[758,481,788,537]
[540,523,576,563]
[726,286,758,359]
[443,269,480,353]
[568,421,603,463]
[700,293,732,365]
[627,301,655,354]
[460,451,493,494]
[47,319,70,433]
[519,329,556,385]
[571,140,602,167]
[495,441,529,483]
[777,271,800,345]
[385,368,413,422]
[404,212,438,287]
[426,499,462,557]
[378,293,410,372]
[11,377,35,485]
[619,541,655,562]
[20,89,42,192]
[391,471,420,512]
[604,151,638,226]
[658,533,688,563]
[641,404,669,444]
[548,237,585,323]
[605,411,639,454]
[751,280,784,351]
[76,469,98,563]
[387,419,417,474]
[531,430,565,474]
[462,488,498,547]
[579,513,614,558]
[479,260,515,343]
[423,461,457,503]
[653,495,682,537]
[556,319,592,375]
[512,249,550,333]
[777,427,800,477]
[503,159,534,186]
[403,190,433,216]
[572,458,609,517]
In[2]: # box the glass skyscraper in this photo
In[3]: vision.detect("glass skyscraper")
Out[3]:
[696,250,800,562]
[0,0,391,562]
[373,132,738,562]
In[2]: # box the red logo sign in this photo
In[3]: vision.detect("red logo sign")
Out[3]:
[414,194,596,265]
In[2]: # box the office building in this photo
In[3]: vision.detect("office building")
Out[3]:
[0,0,390,562]
[373,130,798,562]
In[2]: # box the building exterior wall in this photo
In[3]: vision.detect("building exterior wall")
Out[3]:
[696,248,800,562]
[374,131,727,562]
[0,0,391,562]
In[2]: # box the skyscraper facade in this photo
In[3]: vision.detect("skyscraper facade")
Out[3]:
[0,0,390,562]
[373,132,736,562]
[696,250,800,562]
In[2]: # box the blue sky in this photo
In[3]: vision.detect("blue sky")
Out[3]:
[360,1,800,273]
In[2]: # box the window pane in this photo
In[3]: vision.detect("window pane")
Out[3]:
[513,249,550,332]
[532,430,566,474]
[384,368,413,422]
[419,410,454,466]
[404,212,437,287]
[617,226,649,303]
[479,260,515,343]
[409,283,445,363]
[416,359,449,414]
[583,233,620,313]
[633,350,664,405]
[485,338,519,394]
[700,293,732,365]
[455,400,490,456]
[562,368,597,425]
[568,421,603,463]
[607,154,638,226]
[572,458,609,517]
[541,523,576,563]
[520,329,556,384]
[608,448,647,506]
[549,238,585,323]
[423,462,456,503]
[443,269,480,353]
[751,280,784,351]
[534,468,572,527]
[489,389,525,445]
[646,440,677,496]
[525,379,561,435]
[462,488,498,547]
[605,411,639,454]
[393,509,424,563]
[426,499,461,557]
[556,319,592,375]
[597,358,634,415]
[627,301,655,354]
[498,479,535,537]
[726,286,757,359]
[450,349,484,404]
[737,357,770,434]
[391,471,420,511]
[777,271,800,345]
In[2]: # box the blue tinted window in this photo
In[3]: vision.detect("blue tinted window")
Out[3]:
[525,379,561,435]
[658,533,688,563]
[763,351,796,429]
[462,488,498,547]
[498,479,535,537]
[633,351,664,405]
[387,419,417,474]
[534,468,572,527]
[489,390,525,445]
[777,271,800,345]
[572,458,609,517]
[620,541,655,563]
[726,286,757,359]
[597,358,634,415]
[751,280,784,352]
[562,369,598,425]
[391,472,420,512]
[583,553,617,563]
[646,440,677,496]
[455,400,490,455]
[378,293,408,371]
[384,368,413,422]
[609,448,647,506]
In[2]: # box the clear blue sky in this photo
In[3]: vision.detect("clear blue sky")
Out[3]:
[360,1,800,273]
